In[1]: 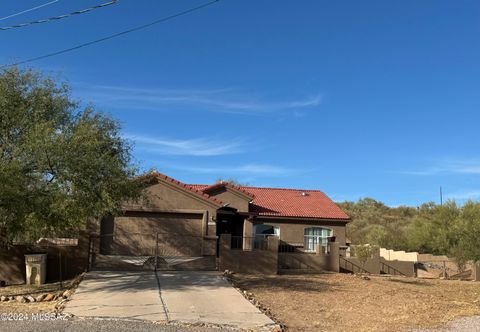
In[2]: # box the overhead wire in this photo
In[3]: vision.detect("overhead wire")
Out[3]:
[0,0,60,22]
[0,0,119,31]
[1,0,220,69]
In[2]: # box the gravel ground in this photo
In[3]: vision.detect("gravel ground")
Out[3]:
[0,318,236,332]
[232,273,480,331]
[412,316,480,332]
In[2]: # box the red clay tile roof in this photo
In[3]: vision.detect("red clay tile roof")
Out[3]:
[189,183,350,220]
[142,172,223,206]
[202,181,255,199]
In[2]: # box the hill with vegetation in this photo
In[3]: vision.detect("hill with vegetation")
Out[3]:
[338,198,480,265]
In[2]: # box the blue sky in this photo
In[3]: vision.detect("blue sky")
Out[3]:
[1,0,480,206]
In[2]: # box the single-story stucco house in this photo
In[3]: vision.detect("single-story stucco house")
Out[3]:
[91,172,351,269]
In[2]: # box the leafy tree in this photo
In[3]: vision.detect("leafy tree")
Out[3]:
[342,197,480,266]
[353,244,378,269]
[339,198,414,250]
[215,178,248,186]
[453,201,480,263]
[406,201,460,255]
[0,67,141,243]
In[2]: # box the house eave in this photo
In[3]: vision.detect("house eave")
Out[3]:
[252,215,351,223]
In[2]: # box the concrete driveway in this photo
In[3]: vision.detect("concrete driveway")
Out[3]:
[65,271,274,330]
[66,271,167,321]
[158,271,274,329]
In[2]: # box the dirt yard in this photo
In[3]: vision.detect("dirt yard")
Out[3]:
[232,273,480,332]
[0,278,80,314]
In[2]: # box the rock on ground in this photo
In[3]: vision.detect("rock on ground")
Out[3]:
[412,316,480,332]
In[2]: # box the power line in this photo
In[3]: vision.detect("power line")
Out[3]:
[0,0,60,22]
[1,0,220,69]
[0,0,118,31]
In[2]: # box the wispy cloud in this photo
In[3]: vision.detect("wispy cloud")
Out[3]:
[455,166,480,174]
[74,83,322,115]
[445,190,480,200]
[397,159,480,176]
[172,163,294,176]
[396,168,444,176]
[125,134,247,157]
[329,193,368,202]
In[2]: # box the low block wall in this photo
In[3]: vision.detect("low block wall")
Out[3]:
[342,257,381,274]
[380,248,418,262]
[219,234,278,275]
[380,258,415,277]
[473,262,480,281]
[202,236,217,256]
[341,255,415,276]
[0,232,90,285]
[279,242,340,272]
[418,254,450,262]
[0,245,28,284]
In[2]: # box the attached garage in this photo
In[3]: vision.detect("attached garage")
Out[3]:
[92,173,221,271]
[100,211,205,257]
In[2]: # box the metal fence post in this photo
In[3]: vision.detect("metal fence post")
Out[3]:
[154,232,159,271]
[87,236,92,272]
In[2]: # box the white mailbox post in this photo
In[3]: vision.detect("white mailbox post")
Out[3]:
[25,254,47,285]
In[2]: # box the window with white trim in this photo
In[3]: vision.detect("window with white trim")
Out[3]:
[304,227,332,251]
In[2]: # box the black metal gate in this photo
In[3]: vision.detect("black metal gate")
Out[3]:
[89,231,216,271]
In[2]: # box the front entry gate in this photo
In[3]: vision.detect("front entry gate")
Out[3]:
[89,231,216,271]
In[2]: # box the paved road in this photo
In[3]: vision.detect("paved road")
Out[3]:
[412,316,480,332]
[0,318,230,332]
[64,271,274,331]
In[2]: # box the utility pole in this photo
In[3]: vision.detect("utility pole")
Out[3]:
[440,186,443,206]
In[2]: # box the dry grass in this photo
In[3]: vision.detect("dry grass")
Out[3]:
[0,276,82,314]
[0,301,56,314]
[233,273,480,332]
[0,279,77,298]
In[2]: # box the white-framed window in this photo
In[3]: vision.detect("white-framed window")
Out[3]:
[304,227,332,252]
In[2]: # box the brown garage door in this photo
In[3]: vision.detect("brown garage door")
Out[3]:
[104,211,204,257]
[92,211,216,270]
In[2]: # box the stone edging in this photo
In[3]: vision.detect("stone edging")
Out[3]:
[0,272,85,314]
[222,270,284,332]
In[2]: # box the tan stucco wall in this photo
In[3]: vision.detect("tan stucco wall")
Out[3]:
[219,234,278,275]
[126,181,218,219]
[474,263,480,281]
[380,248,419,262]
[254,218,348,248]
[380,258,416,277]
[96,180,224,258]
[207,187,250,212]
[279,242,340,272]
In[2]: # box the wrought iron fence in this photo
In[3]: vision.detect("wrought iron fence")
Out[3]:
[230,236,272,251]
[278,241,297,253]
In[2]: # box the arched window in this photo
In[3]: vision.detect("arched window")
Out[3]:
[304,227,332,252]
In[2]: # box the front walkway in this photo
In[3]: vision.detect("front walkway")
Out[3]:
[65,271,274,330]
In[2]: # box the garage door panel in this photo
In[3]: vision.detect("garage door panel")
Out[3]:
[102,213,204,257]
